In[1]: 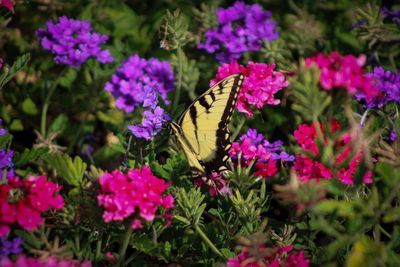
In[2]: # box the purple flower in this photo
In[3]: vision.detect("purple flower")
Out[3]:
[0,119,6,136]
[382,7,400,24]
[36,16,114,67]
[0,149,14,179]
[128,106,170,140]
[356,66,400,108]
[198,1,279,62]
[105,55,175,113]
[0,237,23,259]
[390,128,397,142]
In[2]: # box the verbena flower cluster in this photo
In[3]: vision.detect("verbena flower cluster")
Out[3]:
[212,61,289,116]
[230,129,294,177]
[97,166,174,230]
[305,52,378,102]
[128,106,170,141]
[36,16,114,67]
[0,236,23,259]
[382,6,400,24]
[0,120,14,180]
[194,172,231,197]
[227,245,310,267]
[0,176,64,236]
[105,54,175,113]
[0,0,13,10]
[0,255,91,267]
[198,1,279,62]
[356,66,400,108]
[293,120,372,185]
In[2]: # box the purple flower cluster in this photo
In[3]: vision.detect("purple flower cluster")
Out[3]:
[0,119,6,136]
[356,66,400,108]
[0,237,23,259]
[36,16,114,67]
[128,107,170,140]
[105,54,175,113]
[0,119,14,180]
[198,1,279,62]
[382,6,400,24]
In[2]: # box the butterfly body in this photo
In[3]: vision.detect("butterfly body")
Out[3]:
[171,74,244,176]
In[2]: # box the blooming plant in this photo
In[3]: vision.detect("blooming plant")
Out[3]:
[0,1,399,266]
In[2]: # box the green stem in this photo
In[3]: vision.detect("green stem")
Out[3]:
[117,226,133,266]
[231,116,246,141]
[172,48,184,115]
[95,237,102,261]
[194,225,222,257]
[40,69,66,137]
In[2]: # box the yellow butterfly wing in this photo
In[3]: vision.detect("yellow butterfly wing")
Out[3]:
[171,74,244,175]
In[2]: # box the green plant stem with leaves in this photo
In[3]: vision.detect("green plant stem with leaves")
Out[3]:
[116,226,133,267]
[171,48,184,115]
[40,68,66,137]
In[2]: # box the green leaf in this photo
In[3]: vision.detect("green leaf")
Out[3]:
[220,248,236,260]
[21,98,39,115]
[13,147,49,168]
[0,53,31,89]
[383,207,400,223]
[313,200,341,213]
[60,68,77,88]
[48,113,69,134]
[9,119,24,131]
[42,153,87,186]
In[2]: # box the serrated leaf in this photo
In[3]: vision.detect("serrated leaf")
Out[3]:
[13,147,49,168]
[42,153,87,186]
[0,54,31,89]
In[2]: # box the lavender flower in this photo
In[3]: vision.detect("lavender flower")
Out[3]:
[36,16,114,67]
[0,237,23,259]
[390,128,397,142]
[128,106,170,140]
[356,66,400,108]
[0,119,6,136]
[0,149,14,179]
[198,1,279,62]
[382,6,400,24]
[105,54,175,113]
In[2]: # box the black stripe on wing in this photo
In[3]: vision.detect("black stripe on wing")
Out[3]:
[201,74,244,175]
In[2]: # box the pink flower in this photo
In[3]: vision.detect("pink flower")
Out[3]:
[229,129,294,178]
[305,52,378,101]
[211,61,289,116]
[194,172,231,197]
[227,244,310,267]
[0,176,64,236]
[0,255,91,267]
[0,0,14,11]
[97,166,174,230]
[293,120,373,185]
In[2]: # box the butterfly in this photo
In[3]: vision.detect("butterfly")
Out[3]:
[170,74,244,177]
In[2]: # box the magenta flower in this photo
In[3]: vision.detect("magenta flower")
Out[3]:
[305,52,378,102]
[0,176,64,237]
[0,255,91,267]
[212,61,289,116]
[230,129,294,178]
[97,166,174,229]
[0,0,13,10]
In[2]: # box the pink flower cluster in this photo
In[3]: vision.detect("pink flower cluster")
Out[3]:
[194,172,231,197]
[227,245,310,267]
[0,0,14,11]
[211,61,289,116]
[293,120,372,184]
[97,166,174,230]
[0,176,64,237]
[229,129,294,178]
[1,255,91,267]
[305,52,378,101]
